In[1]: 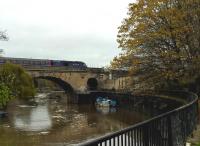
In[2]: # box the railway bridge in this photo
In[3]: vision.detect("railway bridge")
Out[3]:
[27,67,131,93]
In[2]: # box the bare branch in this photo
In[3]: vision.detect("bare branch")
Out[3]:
[0,30,9,41]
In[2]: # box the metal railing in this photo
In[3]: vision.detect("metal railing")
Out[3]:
[80,91,199,146]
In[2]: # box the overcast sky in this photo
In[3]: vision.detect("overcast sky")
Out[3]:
[0,0,133,67]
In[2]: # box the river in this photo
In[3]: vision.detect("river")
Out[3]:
[0,92,148,146]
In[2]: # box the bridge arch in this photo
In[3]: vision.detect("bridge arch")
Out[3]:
[34,76,74,93]
[87,78,98,90]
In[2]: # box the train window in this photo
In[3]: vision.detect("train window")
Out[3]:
[62,62,69,66]
[74,63,79,66]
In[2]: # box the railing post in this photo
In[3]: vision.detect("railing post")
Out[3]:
[196,101,199,124]
[143,124,149,146]
[79,92,198,146]
[167,116,173,146]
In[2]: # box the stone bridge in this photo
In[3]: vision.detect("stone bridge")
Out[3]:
[27,68,131,93]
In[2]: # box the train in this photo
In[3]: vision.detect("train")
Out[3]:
[0,57,87,70]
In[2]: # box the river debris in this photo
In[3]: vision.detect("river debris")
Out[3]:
[18,105,36,108]
[39,131,49,135]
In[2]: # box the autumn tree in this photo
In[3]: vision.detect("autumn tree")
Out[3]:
[112,0,200,91]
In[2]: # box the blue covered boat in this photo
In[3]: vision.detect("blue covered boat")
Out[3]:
[96,97,117,107]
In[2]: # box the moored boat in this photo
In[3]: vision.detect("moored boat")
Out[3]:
[96,97,117,107]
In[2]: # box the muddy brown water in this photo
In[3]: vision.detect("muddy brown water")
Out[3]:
[0,93,149,146]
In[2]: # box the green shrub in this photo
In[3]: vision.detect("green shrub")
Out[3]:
[0,83,13,109]
[0,62,35,100]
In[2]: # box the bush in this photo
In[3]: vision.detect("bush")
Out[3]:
[0,62,35,100]
[0,83,13,109]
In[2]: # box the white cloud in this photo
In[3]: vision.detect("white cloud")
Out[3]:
[0,0,134,66]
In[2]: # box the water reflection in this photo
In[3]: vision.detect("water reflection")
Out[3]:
[96,106,117,114]
[14,105,52,131]
[0,93,148,146]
